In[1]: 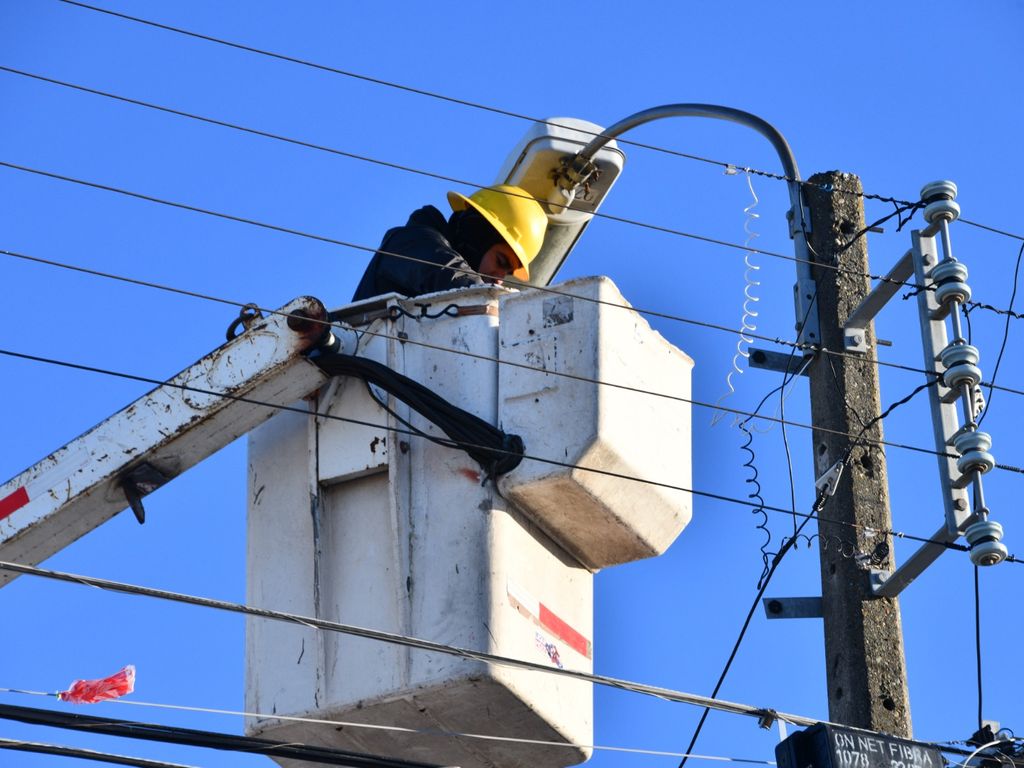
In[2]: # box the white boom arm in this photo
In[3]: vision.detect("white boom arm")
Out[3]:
[0,296,337,586]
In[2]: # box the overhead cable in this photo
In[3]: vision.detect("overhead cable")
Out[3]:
[0,737,199,768]
[679,359,943,768]
[0,737,198,768]
[1,308,1017,475]
[2,345,1017,551]
[0,560,823,727]
[21,158,1024,418]
[0,702,439,768]
[0,158,927,290]
[48,0,905,207]
[679,429,820,768]
[960,218,1024,242]
[61,0,1024,245]
[0,64,936,297]
[9,244,999,393]
[974,565,984,733]
[0,688,775,764]
[976,240,1023,426]
[967,301,1024,323]
[53,0,936,211]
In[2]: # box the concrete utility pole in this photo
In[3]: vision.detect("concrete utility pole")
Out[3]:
[804,171,912,737]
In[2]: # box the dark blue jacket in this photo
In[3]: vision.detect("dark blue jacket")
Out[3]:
[352,205,483,301]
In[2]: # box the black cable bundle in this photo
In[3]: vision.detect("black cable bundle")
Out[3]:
[0,703,438,768]
[313,353,524,479]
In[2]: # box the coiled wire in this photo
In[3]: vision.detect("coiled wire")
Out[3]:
[711,172,762,426]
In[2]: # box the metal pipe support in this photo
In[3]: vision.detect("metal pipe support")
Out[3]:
[568,103,817,345]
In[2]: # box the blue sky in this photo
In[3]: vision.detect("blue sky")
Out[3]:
[2,1,1023,766]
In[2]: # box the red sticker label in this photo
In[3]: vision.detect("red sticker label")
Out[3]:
[539,603,592,659]
[508,580,592,661]
[0,487,29,521]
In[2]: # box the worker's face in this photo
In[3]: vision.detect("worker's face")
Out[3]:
[477,243,520,285]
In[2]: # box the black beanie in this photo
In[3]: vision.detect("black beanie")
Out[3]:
[448,208,505,270]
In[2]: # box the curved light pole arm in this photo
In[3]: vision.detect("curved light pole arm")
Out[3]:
[566,104,818,346]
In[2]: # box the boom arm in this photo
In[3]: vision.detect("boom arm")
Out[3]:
[0,296,338,586]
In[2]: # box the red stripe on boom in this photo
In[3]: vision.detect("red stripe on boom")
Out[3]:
[538,604,592,659]
[0,487,30,521]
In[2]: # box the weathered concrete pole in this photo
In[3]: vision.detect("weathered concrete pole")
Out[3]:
[805,170,912,737]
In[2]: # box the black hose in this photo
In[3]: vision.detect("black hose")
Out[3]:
[313,353,525,478]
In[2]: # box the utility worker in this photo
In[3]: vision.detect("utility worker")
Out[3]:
[352,185,548,302]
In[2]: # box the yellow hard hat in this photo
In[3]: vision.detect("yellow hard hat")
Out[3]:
[447,185,548,281]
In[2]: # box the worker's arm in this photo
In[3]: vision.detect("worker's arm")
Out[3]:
[353,225,482,301]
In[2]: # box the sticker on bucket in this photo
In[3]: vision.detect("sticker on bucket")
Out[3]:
[507,579,592,660]
[535,632,564,669]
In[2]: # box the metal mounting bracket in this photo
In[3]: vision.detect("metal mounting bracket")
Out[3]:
[868,231,974,598]
[815,460,845,498]
[793,278,820,348]
[747,348,813,377]
[787,204,813,239]
[762,597,823,619]
[841,249,914,354]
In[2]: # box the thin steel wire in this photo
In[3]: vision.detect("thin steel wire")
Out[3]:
[11,242,1000,392]
[0,559,822,727]
[5,156,1018,396]
[4,344,1021,549]
[0,737,199,768]
[51,0,924,210]
[37,5,1024,246]
[961,218,1024,242]
[0,688,775,764]
[0,251,1008,469]
[51,0,901,207]
[0,157,927,291]
[14,156,1015,399]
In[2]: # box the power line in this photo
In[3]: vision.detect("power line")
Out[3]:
[0,246,812,361]
[61,0,1024,251]
[0,244,926,459]
[961,218,1024,242]
[50,0,930,212]
[0,702,440,768]
[0,62,910,292]
[12,153,1019,392]
[976,240,1023,427]
[0,63,942,300]
[19,155,1023,407]
[974,564,984,733]
[0,158,927,291]
[0,64,499,207]
[679,362,936,768]
[967,301,1024,323]
[11,242,1004,396]
[0,287,1016,475]
[678,500,821,768]
[0,688,776,764]
[0,737,199,768]
[0,559,823,727]
[1,344,1014,551]
[44,0,882,204]
[5,128,1016,352]
[18,14,1021,269]
[0,308,838,455]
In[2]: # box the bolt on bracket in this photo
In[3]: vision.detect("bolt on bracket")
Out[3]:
[815,460,845,498]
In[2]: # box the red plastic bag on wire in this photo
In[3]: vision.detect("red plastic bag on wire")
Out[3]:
[58,665,135,704]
